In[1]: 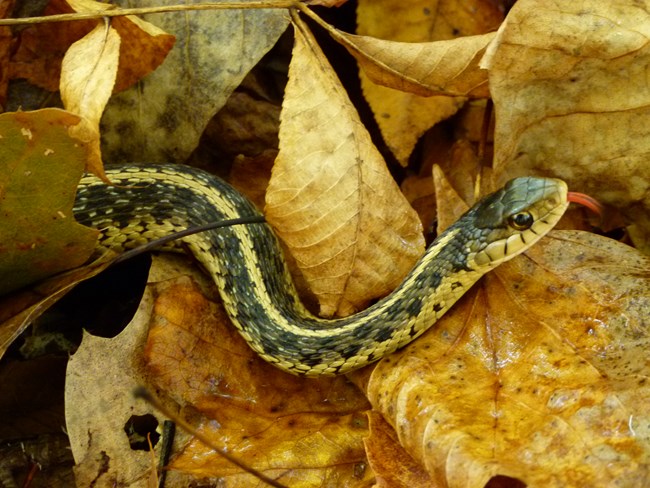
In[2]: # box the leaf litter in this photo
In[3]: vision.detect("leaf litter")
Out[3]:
[1,0,649,486]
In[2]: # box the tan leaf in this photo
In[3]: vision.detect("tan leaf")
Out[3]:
[361,231,650,486]
[483,0,650,249]
[334,31,494,98]
[60,22,120,174]
[65,268,164,487]
[265,18,424,317]
[60,21,119,122]
[356,0,504,165]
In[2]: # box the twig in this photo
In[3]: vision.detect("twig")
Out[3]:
[0,1,299,26]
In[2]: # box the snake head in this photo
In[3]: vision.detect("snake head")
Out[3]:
[467,176,569,268]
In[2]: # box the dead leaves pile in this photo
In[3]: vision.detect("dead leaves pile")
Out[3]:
[1,0,650,487]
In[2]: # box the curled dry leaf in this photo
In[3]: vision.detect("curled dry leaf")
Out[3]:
[364,411,432,488]
[139,258,372,486]
[60,23,120,175]
[265,18,424,317]
[360,231,650,487]
[0,255,112,359]
[356,0,503,165]
[334,31,494,99]
[483,0,650,248]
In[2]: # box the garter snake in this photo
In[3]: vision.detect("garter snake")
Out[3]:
[73,164,569,376]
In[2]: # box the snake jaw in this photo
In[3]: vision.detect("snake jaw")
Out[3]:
[470,177,569,270]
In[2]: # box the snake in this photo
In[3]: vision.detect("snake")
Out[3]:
[73,164,570,376]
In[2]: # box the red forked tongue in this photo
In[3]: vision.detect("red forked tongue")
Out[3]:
[567,191,603,217]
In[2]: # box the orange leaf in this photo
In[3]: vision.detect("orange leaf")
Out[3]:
[363,231,650,486]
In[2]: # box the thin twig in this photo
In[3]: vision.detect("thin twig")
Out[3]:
[0,1,299,26]
[134,387,288,488]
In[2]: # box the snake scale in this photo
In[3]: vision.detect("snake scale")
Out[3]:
[73,164,569,376]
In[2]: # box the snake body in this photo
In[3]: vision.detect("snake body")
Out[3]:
[73,164,569,376]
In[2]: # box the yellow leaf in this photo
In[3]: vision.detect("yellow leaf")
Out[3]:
[265,18,424,317]
[361,231,650,486]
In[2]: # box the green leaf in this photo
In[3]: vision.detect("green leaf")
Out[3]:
[0,108,98,295]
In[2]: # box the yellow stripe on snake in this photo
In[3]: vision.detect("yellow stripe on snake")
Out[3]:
[73,164,569,376]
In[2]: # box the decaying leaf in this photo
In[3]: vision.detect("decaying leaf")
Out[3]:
[265,17,424,317]
[100,0,288,163]
[483,0,650,249]
[356,0,503,165]
[0,0,14,110]
[65,269,164,488]
[364,411,432,488]
[0,109,98,296]
[357,231,650,487]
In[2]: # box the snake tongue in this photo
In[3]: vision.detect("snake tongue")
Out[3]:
[567,191,603,216]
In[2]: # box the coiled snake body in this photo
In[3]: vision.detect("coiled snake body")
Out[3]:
[73,164,569,376]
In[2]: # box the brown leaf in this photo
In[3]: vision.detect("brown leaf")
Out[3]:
[9,0,174,94]
[483,0,650,249]
[9,0,95,91]
[265,18,424,317]
[362,231,650,486]
[356,0,504,165]
[364,411,434,488]
[0,109,98,296]
[0,0,14,110]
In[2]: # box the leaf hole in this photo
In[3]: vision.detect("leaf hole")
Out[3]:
[123,414,160,451]
[485,475,526,488]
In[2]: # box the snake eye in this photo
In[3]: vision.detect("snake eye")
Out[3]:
[508,211,534,230]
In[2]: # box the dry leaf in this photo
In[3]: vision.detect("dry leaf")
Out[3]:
[60,22,120,175]
[9,0,174,94]
[65,282,163,488]
[0,109,98,296]
[364,411,433,488]
[265,18,424,317]
[100,0,288,164]
[0,0,14,110]
[0,256,112,360]
[356,0,503,165]
[483,0,650,248]
[359,231,650,487]
[335,31,494,98]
